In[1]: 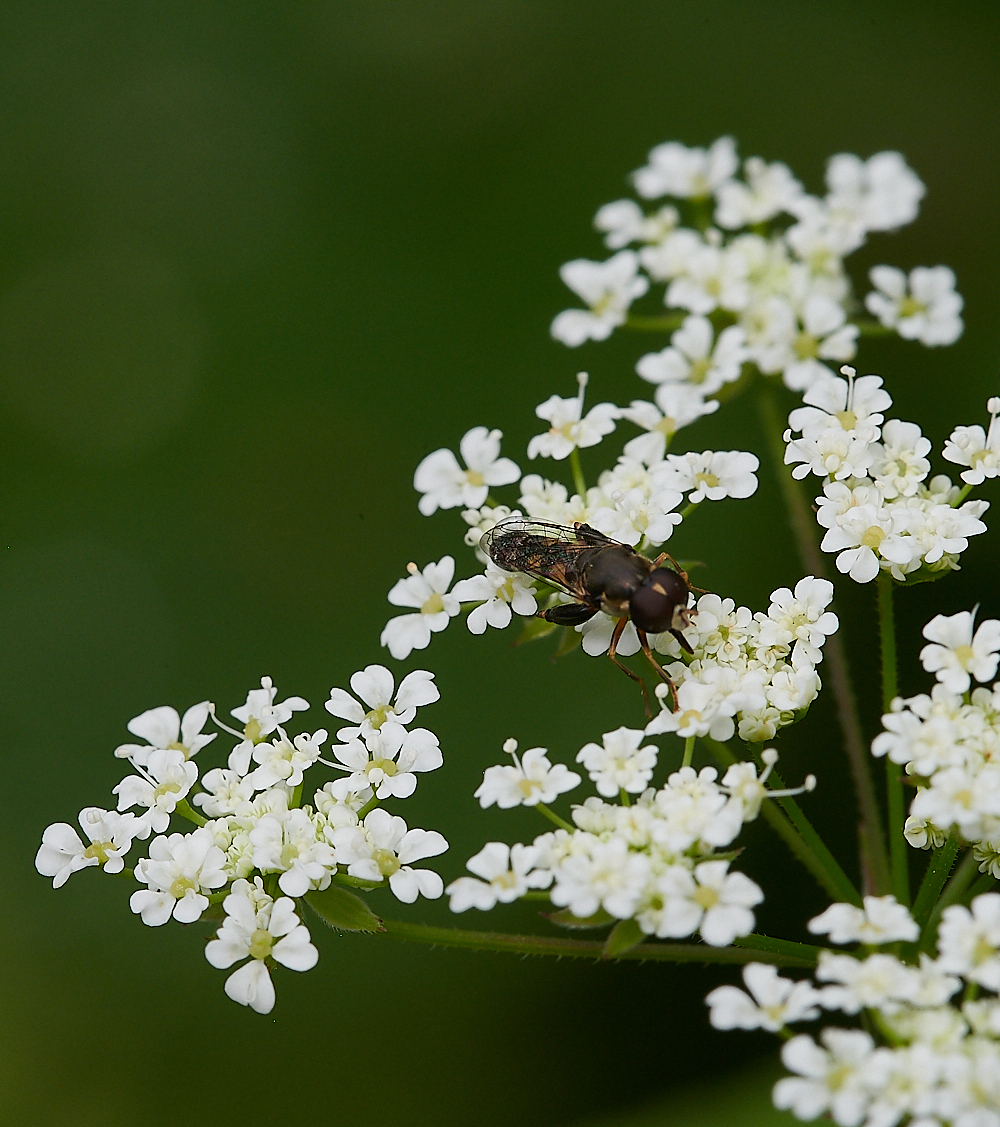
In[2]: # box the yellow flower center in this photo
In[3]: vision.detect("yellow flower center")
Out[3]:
[793,332,818,360]
[84,841,114,864]
[836,409,858,431]
[365,704,392,730]
[249,928,274,960]
[244,718,263,744]
[688,358,712,385]
[693,884,720,910]
[421,592,445,615]
[655,416,678,437]
[374,848,401,877]
[695,471,720,489]
[169,876,197,900]
[154,781,182,802]
[465,470,485,487]
[955,644,976,666]
[367,757,398,778]
[518,777,541,797]
[861,526,885,549]
[898,296,926,318]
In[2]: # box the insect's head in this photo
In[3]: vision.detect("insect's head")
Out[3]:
[629,567,692,635]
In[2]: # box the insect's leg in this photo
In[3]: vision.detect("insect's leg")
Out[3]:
[638,629,679,712]
[651,551,709,594]
[607,616,651,716]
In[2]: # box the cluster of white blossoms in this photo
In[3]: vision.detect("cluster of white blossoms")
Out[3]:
[391,369,762,663]
[449,733,815,948]
[872,609,1000,865]
[709,894,1000,1127]
[36,669,450,1014]
[785,366,992,585]
[552,137,963,386]
[642,577,839,744]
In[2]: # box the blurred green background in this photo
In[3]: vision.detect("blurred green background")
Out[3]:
[1,3,999,1124]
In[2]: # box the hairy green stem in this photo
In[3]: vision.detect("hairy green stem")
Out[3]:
[912,832,961,930]
[920,851,979,953]
[878,571,909,905]
[378,919,819,966]
[569,447,587,498]
[756,378,890,895]
[703,738,861,905]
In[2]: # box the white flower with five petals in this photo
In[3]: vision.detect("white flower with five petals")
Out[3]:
[475,743,580,809]
[329,721,442,800]
[866,264,963,346]
[452,563,538,634]
[36,807,138,888]
[527,378,619,461]
[413,427,520,516]
[381,556,461,661]
[330,808,448,903]
[446,842,552,912]
[325,665,439,742]
[130,828,228,926]
[920,610,1000,695]
[114,701,216,767]
[550,251,649,346]
[706,962,821,1031]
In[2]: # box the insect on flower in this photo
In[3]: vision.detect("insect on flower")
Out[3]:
[480,518,697,713]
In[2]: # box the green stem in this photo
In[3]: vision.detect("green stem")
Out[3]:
[877,571,909,905]
[951,483,973,507]
[680,502,701,521]
[520,891,552,902]
[855,320,895,337]
[965,872,999,901]
[920,850,979,953]
[682,736,695,768]
[357,794,380,820]
[703,738,861,905]
[756,377,890,896]
[291,783,303,810]
[624,313,686,333]
[912,832,960,930]
[377,920,818,967]
[732,933,827,963]
[175,799,207,827]
[536,803,575,833]
[569,448,587,498]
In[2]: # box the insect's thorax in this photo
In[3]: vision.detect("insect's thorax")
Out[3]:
[582,546,651,616]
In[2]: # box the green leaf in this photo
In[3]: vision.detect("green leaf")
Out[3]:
[544,907,615,930]
[602,918,646,958]
[305,886,384,933]
[893,564,958,587]
[514,616,559,646]
[553,625,582,657]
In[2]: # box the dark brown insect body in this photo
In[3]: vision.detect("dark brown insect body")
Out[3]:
[480,519,696,711]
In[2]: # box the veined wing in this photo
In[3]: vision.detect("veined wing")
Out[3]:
[479,519,622,597]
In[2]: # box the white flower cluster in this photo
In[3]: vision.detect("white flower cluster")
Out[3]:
[709,894,1000,1127]
[552,138,962,378]
[785,367,990,584]
[637,578,839,744]
[450,733,813,948]
[396,371,761,663]
[36,669,449,1014]
[872,609,1000,862]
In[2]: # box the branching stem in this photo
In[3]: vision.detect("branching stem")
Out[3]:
[756,377,890,896]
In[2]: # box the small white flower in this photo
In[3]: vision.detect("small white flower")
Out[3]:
[773,1029,877,1127]
[779,294,858,392]
[549,835,651,921]
[230,677,309,742]
[527,376,619,460]
[330,721,442,800]
[330,808,448,903]
[446,842,551,912]
[593,199,678,248]
[36,807,138,887]
[807,895,918,945]
[666,242,750,315]
[192,768,256,818]
[576,727,658,797]
[114,701,216,766]
[249,807,337,897]
[324,665,439,742]
[205,878,318,1015]
[413,427,521,516]
[865,265,963,346]
[650,859,762,946]
[937,893,1000,990]
[380,556,461,661]
[705,962,820,1031]
[819,501,902,584]
[577,612,641,658]
[816,951,919,1014]
[588,485,684,547]
[475,742,580,809]
[314,777,372,827]
[943,397,1000,485]
[452,563,538,634]
[247,727,326,791]
[619,393,719,464]
[714,157,804,228]
[757,576,839,666]
[130,828,228,926]
[871,419,932,499]
[920,609,1000,694]
[633,136,739,199]
[550,251,649,346]
[651,449,759,504]
[635,315,747,396]
[113,747,199,837]
[825,150,925,232]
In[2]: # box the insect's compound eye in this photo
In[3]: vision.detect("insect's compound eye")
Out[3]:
[629,569,689,635]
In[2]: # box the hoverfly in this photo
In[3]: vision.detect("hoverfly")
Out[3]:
[480,518,697,712]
